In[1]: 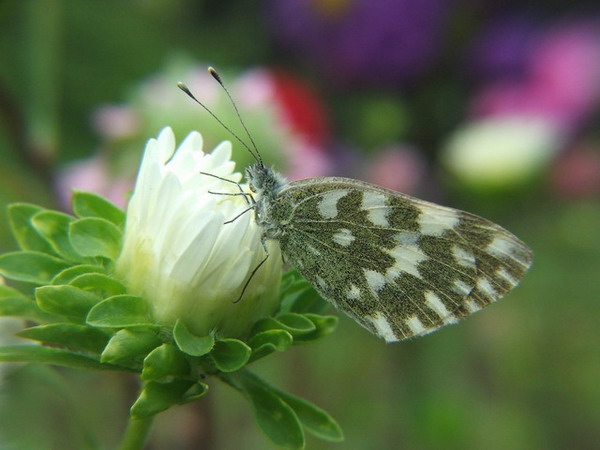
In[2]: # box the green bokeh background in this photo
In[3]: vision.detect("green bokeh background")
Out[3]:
[0,1,599,449]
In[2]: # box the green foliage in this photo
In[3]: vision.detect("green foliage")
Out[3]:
[223,369,344,448]
[31,211,84,262]
[0,194,342,449]
[7,204,57,255]
[71,191,126,227]
[87,294,153,328]
[173,319,215,356]
[0,251,71,284]
[69,218,122,260]
[36,285,100,322]
[211,339,252,372]
[141,344,189,381]
[18,323,110,353]
[101,328,162,368]
[130,380,199,418]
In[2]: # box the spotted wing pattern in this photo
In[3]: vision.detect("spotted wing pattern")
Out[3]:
[266,177,532,342]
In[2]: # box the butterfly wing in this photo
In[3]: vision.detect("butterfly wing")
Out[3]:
[268,177,532,342]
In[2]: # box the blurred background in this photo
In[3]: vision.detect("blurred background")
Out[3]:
[1,0,599,449]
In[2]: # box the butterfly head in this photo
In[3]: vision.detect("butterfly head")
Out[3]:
[245,163,287,199]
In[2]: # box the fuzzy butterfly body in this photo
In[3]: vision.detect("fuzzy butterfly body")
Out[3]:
[246,164,532,342]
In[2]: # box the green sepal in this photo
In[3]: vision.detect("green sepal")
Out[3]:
[279,271,328,315]
[0,345,133,372]
[0,286,55,322]
[180,382,209,403]
[173,320,214,357]
[247,329,293,363]
[7,203,56,254]
[141,343,189,381]
[18,323,111,353]
[70,273,126,298]
[224,369,305,449]
[31,211,83,262]
[87,294,153,328]
[0,251,70,285]
[130,380,196,419]
[51,264,106,285]
[211,338,251,373]
[71,191,125,227]
[35,285,101,322]
[291,314,339,344]
[69,218,122,260]
[252,313,316,338]
[101,328,161,368]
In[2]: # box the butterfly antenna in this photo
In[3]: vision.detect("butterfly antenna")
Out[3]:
[208,67,264,167]
[177,82,260,161]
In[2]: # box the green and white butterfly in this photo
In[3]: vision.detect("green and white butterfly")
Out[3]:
[179,72,533,343]
[246,164,532,342]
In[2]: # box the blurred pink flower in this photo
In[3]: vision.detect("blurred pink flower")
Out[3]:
[366,145,425,193]
[93,106,141,139]
[550,144,600,198]
[530,21,600,126]
[56,156,131,210]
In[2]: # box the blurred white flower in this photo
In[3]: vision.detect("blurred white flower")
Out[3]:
[442,116,562,189]
[116,128,282,338]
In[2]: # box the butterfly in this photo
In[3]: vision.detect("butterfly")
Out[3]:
[245,164,532,342]
[178,71,533,343]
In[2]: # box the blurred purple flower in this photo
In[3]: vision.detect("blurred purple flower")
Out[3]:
[470,19,600,132]
[469,14,541,80]
[267,0,453,86]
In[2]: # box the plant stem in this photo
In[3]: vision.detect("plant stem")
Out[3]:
[118,415,155,450]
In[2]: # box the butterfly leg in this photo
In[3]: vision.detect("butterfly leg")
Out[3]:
[233,239,270,304]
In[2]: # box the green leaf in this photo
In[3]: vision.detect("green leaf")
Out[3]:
[101,328,161,368]
[36,285,101,322]
[248,329,293,363]
[31,211,83,262]
[69,218,122,260]
[87,295,152,328]
[225,370,305,449]
[0,345,133,372]
[130,380,196,418]
[141,343,189,381]
[0,251,70,285]
[7,203,56,254]
[269,386,344,442]
[51,264,106,285]
[18,323,110,353]
[252,314,316,338]
[292,314,339,344]
[70,273,126,298]
[211,339,251,373]
[72,191,125,227]
[0,290,56,323]
[173,320,214,357]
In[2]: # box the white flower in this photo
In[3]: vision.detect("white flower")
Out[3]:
[442,116,563,188]
[116,128,282,338]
